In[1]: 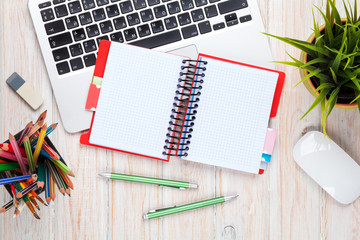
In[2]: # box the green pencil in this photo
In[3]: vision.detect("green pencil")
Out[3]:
[0,162,20,172]
[48,158,74,177]
[143,195,238,219]
[23,135,35,173]
[98,172,198,189]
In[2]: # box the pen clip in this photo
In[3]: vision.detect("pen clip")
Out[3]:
[148,205,177,213]
[158,185,185,190]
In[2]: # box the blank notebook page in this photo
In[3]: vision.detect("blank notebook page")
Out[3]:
[89,43,184,159]
[185,56,279,174]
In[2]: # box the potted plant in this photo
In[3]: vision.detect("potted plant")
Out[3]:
[266,0,360,136]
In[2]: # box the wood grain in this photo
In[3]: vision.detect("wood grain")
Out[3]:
[1,0,360,239]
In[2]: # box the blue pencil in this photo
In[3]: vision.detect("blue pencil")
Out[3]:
[30,123,58,147]
[44,163,51,204]
[0,174,37,185]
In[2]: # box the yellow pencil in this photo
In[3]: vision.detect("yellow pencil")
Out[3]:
[33,123,47,166]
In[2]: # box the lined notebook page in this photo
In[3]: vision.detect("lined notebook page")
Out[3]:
[185,56,279,174]
[89,43,184,159]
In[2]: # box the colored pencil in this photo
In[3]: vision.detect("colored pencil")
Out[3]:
[27,120,44,138]
[33,123,47,166]
[31,123,58,146]
[9,133,27,175]
[14,182,40,219]
[41,143,60,160]
[0,200,13,213]
[17,121,33,146]
[18,181,40,211]
[44,163,51,204]
[35,110,47,124]
[13,200,25,218]
[0,162,20,172]
[37,160,46,189]
[46,161,65,195]
[23,135,36,173]
[4,172,19,208]
[56,166,74,190]
[0,174,36,185]
[49,170,56,201]
[31,191,47,206]
[0,143,27,156]
[16,181,37,198]
[0,149,28,164]
[48,158,74,177]
[0,159,10,164]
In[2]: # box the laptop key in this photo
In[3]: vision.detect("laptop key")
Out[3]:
[180,0,194,10]
[164,16,178,29]
[240,14,252,23]
[83,39,97,52]
[72,28,87,41]
[225,13,238,26]
[178,12,191,26]
[69,43,83,56]
[133,0,147,10]
[39,2,51,9]
[96,35,110,45]
[86,24,100,37]
[151,20,164,33]
[93,8,106,21]
[191,9,204,22]
[218,0,248,15]
[167,2,181,14]
[83,54,97,67]
[54,5,68,18]
[99,20,114,33]
[154,5,167,18]
[181,24,198,39]
[52,47,70,62]
[70,58,84,71]
[110,31,124,42]
[113,16,127,29]
[65,16,79,29]
[137,24,151,37]
[41,8,55,22]
[124,28,138,41]
[44,19,66,35]
[148,0,160,6]
[48,32,72,48]
[194,0,207,7]
[213,22,225,30]
[82,0,96,10]
[96,0,110,6]
[120,1,134,14]
[198,20,211,34]
[79,12,93,25]
[53,0,65,4]
[56,61,70,75]
[140,9,154,22]
[68,1,82,14]
[127,13,141,26]
[106,4,120,17]
[204,5,217,18]
[131,29,181,48]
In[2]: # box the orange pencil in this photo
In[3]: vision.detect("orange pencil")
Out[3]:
[27,120,44,138]
[49,171,56,201]
[56,166,74,190]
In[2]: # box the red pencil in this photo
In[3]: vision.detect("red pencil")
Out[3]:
[0,143,27,156]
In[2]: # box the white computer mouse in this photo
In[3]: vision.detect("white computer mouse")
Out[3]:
[293,131,360,204]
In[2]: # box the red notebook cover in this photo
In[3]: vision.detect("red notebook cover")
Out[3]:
[80,41,285,174]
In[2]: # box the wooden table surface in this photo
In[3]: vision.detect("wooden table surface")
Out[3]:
[1,0,360,239]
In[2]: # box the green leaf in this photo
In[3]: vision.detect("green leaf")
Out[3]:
[343,0,352,22]
[355,0,358,22]
[328,0,342,25]
[271,61,301,67]
[300,58,328,68]
[295,68,323,87]
[350,92,360,104]
[331,38,346,72]
[301,88,331,120]
[330,67,338,83]
[316,82,336,92]
[325,86,340,119]
[315,5,334,46]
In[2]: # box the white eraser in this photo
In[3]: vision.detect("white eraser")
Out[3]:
[6,72,43,110]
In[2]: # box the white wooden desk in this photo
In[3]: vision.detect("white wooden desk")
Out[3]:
[1,0,360,239]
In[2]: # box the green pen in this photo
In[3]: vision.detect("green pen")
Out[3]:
[143,195,239,219]
[98,172,198,189]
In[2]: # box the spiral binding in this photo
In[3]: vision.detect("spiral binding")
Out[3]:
[163,59,207,157]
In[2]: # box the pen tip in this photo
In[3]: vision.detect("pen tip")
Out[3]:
[98,172,110,178]
[189,183,198,189]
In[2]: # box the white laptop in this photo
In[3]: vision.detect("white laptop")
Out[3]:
[28,0,273,133]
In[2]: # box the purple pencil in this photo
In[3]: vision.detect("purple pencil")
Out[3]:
[17,121,33,146]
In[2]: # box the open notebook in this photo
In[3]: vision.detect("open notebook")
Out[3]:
[81,41,285,174]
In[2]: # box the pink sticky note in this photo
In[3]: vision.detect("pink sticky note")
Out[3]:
[263,128,277,155]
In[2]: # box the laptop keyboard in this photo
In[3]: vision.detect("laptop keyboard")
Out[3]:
[38,0,252,75]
